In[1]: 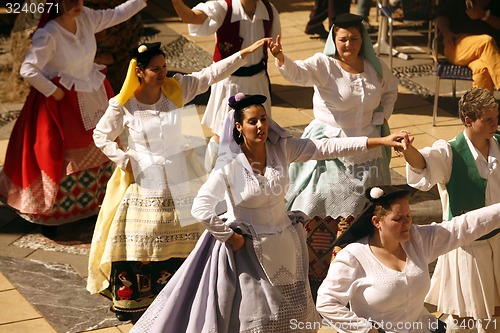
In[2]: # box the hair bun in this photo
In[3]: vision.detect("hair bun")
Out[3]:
[130,42,162,58]
[228,93,267,110]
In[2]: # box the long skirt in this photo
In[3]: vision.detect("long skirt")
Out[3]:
[0,78,113,225]
[130,221,321,333]
[285,120,391,284]
[87,167,205,304]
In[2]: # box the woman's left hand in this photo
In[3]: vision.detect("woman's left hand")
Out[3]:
[269,35,285,66]
[227,232,245,252]
[394,130,414,156]
[381,132,407,148]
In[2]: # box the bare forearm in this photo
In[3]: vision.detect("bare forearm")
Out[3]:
[436,16,453,36]
[402,146,426,170]
[171,0,207,24]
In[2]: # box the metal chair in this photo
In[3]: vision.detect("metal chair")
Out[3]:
[376,0,434,69]
[431,24,473,126]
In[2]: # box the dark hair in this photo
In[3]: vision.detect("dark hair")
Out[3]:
[333,23,363,35]
[45,0,80,21]
[136,49,166,71]
[228,94,267,145]
[232,104,268,145]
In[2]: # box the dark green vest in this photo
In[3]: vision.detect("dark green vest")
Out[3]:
[446,132,500,220]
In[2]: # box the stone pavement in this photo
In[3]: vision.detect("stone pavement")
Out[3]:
[0,0,482,332]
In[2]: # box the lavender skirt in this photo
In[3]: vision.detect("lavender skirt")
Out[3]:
[130,221,320,333]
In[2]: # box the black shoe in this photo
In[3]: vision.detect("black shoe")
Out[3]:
[305,25,329,39]
[110,306,131,321]
[115,311,131,321]
[41,225,57,238]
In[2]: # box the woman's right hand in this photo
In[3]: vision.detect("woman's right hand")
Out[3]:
[51,87,65,101]
[227,232,245,252]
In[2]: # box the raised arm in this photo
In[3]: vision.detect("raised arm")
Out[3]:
[286,131,406,163]
[91,0,148,33]
[176,38,273,103]
[366,132,407,150]
[269,35,285,66]
[399,132,426,170]
[171,0,208,25]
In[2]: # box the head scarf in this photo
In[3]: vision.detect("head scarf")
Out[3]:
[114,42,182,106]
[324,13,383,81]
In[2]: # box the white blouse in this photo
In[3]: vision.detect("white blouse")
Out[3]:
[189,0,281,67]
[316,203,500,333]
[191,136,369,242]
[276,53,398,137]
[20,0,146,97]
[406,130,500,219]
[93,51,248,170]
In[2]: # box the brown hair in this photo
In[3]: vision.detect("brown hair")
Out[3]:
[372,192,411,220]
[458,87,498,124]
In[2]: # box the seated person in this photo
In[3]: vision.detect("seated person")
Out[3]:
[436,0,500,92]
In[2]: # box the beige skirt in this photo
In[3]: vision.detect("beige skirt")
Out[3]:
[425,232,500,319]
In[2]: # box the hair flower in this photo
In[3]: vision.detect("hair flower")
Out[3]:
[370,187,384,199]
[138,45,148,53]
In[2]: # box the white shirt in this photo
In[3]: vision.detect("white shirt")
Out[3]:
[93,51,248,170]
[276,53,398,137]
[316,203,500,333]
[20,0,146,97]
[406,130,500,219]
[189,0,281,67]
[191,136,369,242]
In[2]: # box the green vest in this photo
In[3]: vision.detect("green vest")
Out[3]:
[446,132,500,220]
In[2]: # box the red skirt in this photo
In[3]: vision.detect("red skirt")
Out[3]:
[0,78,114,225]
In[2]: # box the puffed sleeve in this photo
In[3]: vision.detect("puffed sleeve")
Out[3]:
[406,139,453,192]
[93,98,129,169]
[275,53,332,88]
[316,249,373,333]
[285,136,368,163]
[191,168,234,242]
[188,0,227,36]
[20,30,58,97]
[88,0,147,33]
[416,202,500,262]
[173,51,247,104]
[379,59,399,120]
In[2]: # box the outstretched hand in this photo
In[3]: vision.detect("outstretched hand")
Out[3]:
[240,37,273,59]
[381,131,412,148]
[268,35,285,66]
[393,130,414,156]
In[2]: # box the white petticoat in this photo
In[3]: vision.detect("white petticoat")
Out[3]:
[425,232,500,319]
